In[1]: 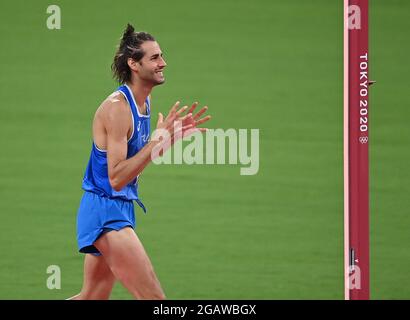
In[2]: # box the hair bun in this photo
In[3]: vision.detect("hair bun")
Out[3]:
[122,23,135,41]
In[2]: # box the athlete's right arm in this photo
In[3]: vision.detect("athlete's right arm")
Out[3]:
[106,99,187,191]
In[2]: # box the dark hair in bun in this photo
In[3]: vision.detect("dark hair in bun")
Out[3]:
[111,23,155,83]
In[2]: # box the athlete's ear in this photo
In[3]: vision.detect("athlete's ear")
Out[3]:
[127,58,140,73]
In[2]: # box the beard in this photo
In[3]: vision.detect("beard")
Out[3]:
[139,69,165,86]
[153,71,165,85]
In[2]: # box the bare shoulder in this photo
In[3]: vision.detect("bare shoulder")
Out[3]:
[97,91,130,127]
[102,91,129,115]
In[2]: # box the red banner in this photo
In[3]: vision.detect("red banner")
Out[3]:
[344,0,370,300]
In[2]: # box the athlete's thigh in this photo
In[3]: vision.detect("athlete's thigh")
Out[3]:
[94,227,164,299]
[81,253,116,299]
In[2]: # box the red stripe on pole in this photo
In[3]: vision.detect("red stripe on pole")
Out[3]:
[344,0,369,300]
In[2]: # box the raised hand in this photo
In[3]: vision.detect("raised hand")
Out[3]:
[153,101,211,142]
[150,101,211,159]
[178,102,211,137]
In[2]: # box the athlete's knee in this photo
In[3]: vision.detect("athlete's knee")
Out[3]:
[139,271,166,299]
[79,277,115,300]
[116,268,165,300]
[134,284,166,300]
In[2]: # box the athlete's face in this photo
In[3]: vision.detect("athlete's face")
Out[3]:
[137,41,167,85]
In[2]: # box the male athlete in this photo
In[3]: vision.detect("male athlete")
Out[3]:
[68,24,210,300]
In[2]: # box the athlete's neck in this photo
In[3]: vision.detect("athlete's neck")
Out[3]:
[126,79,152,111]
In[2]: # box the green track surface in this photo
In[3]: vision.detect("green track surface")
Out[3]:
[0,0,409,299]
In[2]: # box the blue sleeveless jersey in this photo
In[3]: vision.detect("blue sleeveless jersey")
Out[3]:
[81,84,151,212]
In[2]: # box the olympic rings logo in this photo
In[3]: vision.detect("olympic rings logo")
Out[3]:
[359,136,368,144]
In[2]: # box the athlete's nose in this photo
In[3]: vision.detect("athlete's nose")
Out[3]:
[159,56,167,68]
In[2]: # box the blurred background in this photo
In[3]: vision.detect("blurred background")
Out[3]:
[0,0,409,299]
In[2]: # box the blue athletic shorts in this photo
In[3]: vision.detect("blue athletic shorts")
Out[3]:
[76,191,136,256]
